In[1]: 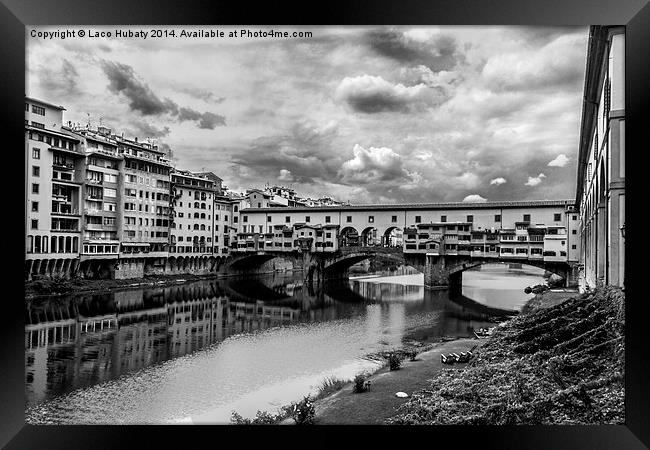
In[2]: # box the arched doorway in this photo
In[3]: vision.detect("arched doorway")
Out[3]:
[339,227,359,247]
[383,226,403,247]
[361,227,379,246]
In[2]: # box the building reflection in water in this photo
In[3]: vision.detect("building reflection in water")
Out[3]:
[25,271,513,410]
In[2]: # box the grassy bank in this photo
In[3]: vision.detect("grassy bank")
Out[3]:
[24,273,215,299]
[388,286,625,425]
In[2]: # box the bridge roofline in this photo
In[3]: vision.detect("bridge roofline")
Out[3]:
[241,199,574,213]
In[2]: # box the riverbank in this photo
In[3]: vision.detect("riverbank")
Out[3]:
[521,288,579,314]
[274,286,623,425]
[24,270,299,300]
[388,286,624,425]
[308,337,486,425]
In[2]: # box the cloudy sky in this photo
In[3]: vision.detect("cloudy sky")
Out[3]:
[27,26,588,204]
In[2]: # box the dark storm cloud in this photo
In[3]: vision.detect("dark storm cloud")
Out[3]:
[230,121,342,184]
[100,60,226,129]
[101,60,176,115]
[335,75,447,114]
[177,108,226,128]
[176,86,225,103]
[367,29,462,72]
[128,120,171,138]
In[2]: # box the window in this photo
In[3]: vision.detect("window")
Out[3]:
[415,216,421,223]
[31,183,39,194]
[286,216,291,223]
[25,103,29,111]
[572,215,577,221]
[305,216,310,223]
[368,216,374,223]
[572,244,577,250]
[391,215,397,223]
[267,216,272,222]
[32,166,40,177]
[31,121,45,129]
[441,215,447,222]
[346,216,352,223]
[31,219,38,229]
[494,214,501,222]
[523,214,531,222]
[572,230,577,235]
[325,216,331,223]
[554,213,562,222]
[467,215,473,223]
[104,188,117,198]
[31,202,38,212]
[243,216,248,223]
[32,148,40,159]
[31,105,45,115]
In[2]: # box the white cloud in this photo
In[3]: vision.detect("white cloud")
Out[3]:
[525,173,547,186]
[278,169,293,182]
[463,194,487,203]
[548,154,570,167]
[490,177,507,185]
[339,144,416,184]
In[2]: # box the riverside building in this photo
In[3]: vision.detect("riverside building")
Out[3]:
[575,26,625,288]
[25,97,84,280]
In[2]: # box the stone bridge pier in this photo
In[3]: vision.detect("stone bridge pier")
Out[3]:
[424,254,579,291]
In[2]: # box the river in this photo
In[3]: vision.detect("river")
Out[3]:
[24,263,545,424]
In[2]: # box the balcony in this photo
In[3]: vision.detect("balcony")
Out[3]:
[85,223,116,231]
[52,208,80,216]
[86,179,104,186]
[53,161,75,170]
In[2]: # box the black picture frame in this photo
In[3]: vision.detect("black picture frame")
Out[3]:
[1,0,646,448]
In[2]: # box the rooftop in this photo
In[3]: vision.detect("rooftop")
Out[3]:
[242,199,573,213]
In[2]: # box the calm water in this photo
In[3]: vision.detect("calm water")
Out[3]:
[24,263,544,424]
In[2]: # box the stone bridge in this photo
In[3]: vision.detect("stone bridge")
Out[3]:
[228,246,578,289]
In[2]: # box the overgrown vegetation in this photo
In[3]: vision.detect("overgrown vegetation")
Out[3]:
[353,373,371,393]
[316,376,350,399]
[231,377,345,425]
[387,352,403,371]
[286,396,316,425]
[389,286,625,425]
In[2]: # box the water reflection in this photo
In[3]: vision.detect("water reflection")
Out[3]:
[25,268,532,424]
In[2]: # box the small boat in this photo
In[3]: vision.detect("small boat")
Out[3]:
[473,327,494,339]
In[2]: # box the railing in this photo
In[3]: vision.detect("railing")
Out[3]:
[53,161,75,170]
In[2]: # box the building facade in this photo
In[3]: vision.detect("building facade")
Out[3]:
[25,98,84,279]
[575,26,625,288]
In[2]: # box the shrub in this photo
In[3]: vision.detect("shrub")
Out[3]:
[406,350,418,361]
[317,376,349,399]
[388,352,403,370]
[353,373,371,393]
[286,395,315,425]
[230,410,285,425]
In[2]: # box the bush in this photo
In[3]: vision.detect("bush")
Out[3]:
[317,376,349,399]
[406,350,418,361]
[388,352,403,370]
[353,373,371,393]
[286,395,315,425]
[230,410,285,425]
